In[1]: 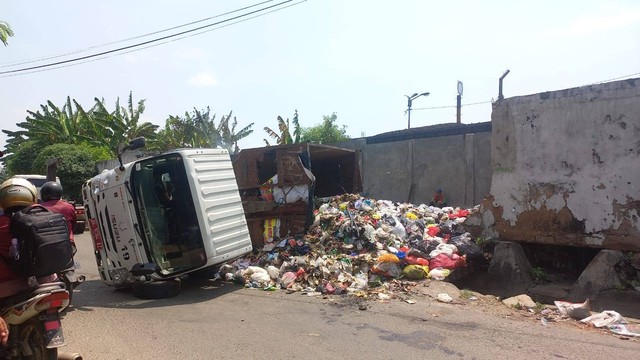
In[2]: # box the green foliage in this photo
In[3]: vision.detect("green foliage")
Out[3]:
[90,92,158,156]
[5,141,44,175]
[531,267,548,282]
[0,167,9,183]
[148,108,253,154]
[1,93,254,191]
[2,97,94,159]
[300,113,349,144]
[217,111,254,154]
[31,144,101,202]
[0,21,14,46]
[263,110,301,146]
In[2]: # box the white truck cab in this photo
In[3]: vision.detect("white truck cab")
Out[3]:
[82,140,252,297]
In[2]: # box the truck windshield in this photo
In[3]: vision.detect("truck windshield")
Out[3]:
[130,154,206,275]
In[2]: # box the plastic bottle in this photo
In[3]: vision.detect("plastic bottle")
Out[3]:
[9,238,19,260]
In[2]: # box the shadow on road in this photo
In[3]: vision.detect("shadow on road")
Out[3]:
[65,277,245,311]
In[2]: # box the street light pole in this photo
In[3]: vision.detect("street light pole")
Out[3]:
[406,92,430,129]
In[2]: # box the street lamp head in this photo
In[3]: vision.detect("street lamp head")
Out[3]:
[420,92,430,97]
[411,93,418,98]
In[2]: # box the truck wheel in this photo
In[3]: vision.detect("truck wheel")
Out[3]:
[132,279,181,299]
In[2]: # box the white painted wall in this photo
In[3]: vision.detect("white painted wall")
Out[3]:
[488,78,640,250]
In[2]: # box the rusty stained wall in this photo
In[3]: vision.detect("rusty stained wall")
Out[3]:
[474,78,640,251]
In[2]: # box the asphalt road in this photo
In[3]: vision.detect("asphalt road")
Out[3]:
[61,233,639,360]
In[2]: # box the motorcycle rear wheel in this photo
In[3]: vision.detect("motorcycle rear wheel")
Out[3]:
[18,317,58,360]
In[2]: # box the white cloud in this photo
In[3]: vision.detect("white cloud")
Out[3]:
[187,71,219,87]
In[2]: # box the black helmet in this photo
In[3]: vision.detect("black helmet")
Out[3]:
[41,181,63,201]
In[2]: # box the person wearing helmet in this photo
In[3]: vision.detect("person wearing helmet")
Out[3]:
[40,181,77,245]
[0,178,57,299]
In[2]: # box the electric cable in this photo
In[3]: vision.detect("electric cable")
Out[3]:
[0,0,276,68]
[0,0,307,78]
[0,0,299,75]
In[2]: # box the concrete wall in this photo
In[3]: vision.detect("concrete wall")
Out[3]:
[336,131,492,207]
[471,78,640,251]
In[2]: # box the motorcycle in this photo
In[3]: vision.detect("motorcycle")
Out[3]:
[0,282,69,360]
[57,266,85,307]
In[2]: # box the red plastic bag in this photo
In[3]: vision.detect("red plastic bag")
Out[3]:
[426,226,441,237]
[405,255,429,267]
[429,253,466,269]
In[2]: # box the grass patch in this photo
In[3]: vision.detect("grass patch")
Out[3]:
[460,289,475,299]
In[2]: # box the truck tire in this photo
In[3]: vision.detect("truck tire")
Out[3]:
[132,279,181,299]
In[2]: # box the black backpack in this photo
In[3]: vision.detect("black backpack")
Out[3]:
[5,204,74,278]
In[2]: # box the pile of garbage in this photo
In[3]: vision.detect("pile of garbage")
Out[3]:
[217,194,485,297]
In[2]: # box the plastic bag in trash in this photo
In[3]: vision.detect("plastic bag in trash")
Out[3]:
[280,271,298,289]
[428,267,451,281]
[402,265,429,280]
[554,299,591,320]
[580,310,627,328]
[250,271,272,287]
[267,265,281,280]
[372,262,402,278]
[448,234,483,260]
[378,253,400,263]
[429,243,458,259]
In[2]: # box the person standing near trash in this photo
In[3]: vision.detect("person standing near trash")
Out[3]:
[429,188,447,207]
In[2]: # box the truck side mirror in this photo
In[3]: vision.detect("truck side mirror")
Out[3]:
[117,137,146,171]
[127,137,146,151]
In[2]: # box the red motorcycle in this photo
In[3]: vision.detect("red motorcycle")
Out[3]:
[1,282,69,360]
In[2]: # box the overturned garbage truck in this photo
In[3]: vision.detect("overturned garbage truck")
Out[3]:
[83,138,252,298]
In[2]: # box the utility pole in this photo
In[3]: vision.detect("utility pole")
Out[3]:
[406,92,430,129]
[456,81,463,124]
[498,70,510,100]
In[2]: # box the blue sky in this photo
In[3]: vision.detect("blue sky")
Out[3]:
[1,0,639,150]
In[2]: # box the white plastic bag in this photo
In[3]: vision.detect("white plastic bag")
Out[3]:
[554,299,591,320]
[266,266,281,280]
[428,267,451,281]
[581,311,627,328]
